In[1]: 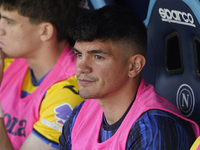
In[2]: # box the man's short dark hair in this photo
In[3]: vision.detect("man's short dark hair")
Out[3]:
[0,0,79,41]
[70,5,147,56]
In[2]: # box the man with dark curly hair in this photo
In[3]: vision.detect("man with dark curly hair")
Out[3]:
[59,5,199,150]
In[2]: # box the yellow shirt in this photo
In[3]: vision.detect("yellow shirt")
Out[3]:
[4,58,85,147]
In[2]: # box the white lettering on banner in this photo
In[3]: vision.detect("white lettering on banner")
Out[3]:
[79,0,90,10]
[158,8,196,27]
[41,118,62,132]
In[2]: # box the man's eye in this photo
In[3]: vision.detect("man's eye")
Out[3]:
[95,55,104,59]
[76,53,82,58]
[7,20,13,24]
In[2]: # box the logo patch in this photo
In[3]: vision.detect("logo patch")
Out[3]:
[176,84,195,117]
[63,85,79,95]
[159,8,196,27]
[54,103,72,126]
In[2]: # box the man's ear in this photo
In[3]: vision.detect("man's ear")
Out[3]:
[39,23,54,42]
[128,54,146,78]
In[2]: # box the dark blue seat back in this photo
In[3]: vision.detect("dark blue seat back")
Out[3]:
[142,0,200,126]
[113,0,150,21]
[79,0,116,15]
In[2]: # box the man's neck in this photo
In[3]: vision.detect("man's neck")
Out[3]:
[26,40,68,82]
[98,77,141,125]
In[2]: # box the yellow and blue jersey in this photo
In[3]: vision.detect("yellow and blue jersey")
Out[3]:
[4,58,85,148]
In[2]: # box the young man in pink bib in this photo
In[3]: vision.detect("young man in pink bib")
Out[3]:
[0,0,85,149]
[59,5,199,150]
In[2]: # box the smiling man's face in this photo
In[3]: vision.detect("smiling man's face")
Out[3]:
[74,40,130,100]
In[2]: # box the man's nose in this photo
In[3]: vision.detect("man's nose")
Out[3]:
[76,57,92,74]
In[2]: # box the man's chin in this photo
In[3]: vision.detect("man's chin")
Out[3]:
[79,92,97,99]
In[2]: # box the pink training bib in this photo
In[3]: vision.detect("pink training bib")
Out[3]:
[0,44,77,150]
[71,79,199,150]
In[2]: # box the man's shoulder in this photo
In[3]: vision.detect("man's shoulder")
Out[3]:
[3,58,15,71]
[126,109,196,149]
[4,58,27,72]
[135,109,193,126]
[132,109,195,134]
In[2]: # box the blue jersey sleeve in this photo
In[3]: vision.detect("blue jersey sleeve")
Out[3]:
[58,101,85,150]
[126,109,196,150]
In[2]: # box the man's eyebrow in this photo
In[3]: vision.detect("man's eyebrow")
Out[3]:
[0,15,16,23]
[73,47,80,53]
[88,49,109,55]
[73,47,109,55]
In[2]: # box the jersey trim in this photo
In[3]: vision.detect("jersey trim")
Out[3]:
[32,129,59,148]
[59,101,85,149]
[30,69,49,86]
